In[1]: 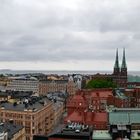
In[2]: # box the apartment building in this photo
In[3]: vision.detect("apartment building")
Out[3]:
[46,92,68,126]
[0,96,54,140]
[6,77,39,93]
[53,102,64,126]
[39,80,77,96]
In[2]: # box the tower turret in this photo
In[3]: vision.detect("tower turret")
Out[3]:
[121,48,127,76]
[113,48,120,75]
[120,48,127,87]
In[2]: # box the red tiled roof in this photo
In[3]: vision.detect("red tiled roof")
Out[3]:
[64,111,108,125]
[85,112,92,123]
[91,91,113,98]
[73,94,85,101]
[64,111,83,123]
[92,112,107,123]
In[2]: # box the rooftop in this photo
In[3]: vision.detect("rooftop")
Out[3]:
[40,80,68,84]
[53,102,63,111]
[64,111,107,125]
[48,123,92,140]
[0,122,24,139]
[111,108,140,112]
[9,76,38,81]
[64,111,83,123]
[92,130,112,140]
[90,91,113,98]
[128,76,140,83]
[109,108,140,124]
[47,92,68,101]
[131,130,140,140]
[0,91,33,98]
[0,96,51,112]
[115,90,128,99]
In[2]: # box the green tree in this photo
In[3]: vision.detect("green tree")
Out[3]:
[86,79,116,89]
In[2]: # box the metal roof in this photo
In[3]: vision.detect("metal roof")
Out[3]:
[92,130,112,140]
[0,122,24,139]
[109,111,140,124]
[128,75,140,82]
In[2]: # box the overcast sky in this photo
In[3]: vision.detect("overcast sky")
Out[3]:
[0,0,140,71]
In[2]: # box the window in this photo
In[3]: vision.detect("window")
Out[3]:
[26,136,30,140]
[26,115,31,119]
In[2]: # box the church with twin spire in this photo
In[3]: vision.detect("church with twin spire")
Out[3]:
[91,48,128,88]
[113,48,127,87]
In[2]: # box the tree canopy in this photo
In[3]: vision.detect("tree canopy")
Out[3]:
[86,79,116,89]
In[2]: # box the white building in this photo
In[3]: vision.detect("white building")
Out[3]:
[68,74,82,90]
[6,76,39,93]
[0,131,8,140]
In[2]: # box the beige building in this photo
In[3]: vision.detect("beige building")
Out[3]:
[0,97,54,140]
[67,80,78,96]
[39,80,77,96]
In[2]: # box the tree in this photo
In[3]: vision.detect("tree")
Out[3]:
[85,79,116,89]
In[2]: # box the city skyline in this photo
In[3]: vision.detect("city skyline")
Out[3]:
[0,0,140,70]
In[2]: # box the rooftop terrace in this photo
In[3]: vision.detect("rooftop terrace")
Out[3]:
[0,122,24,139]
[0,96,51,112]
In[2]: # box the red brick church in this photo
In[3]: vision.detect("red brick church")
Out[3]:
[112,48,127,87]
[92,49,128,88]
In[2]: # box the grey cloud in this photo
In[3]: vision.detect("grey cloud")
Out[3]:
[0,0,140,65]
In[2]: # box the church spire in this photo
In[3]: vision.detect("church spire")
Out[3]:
[121,48,127,69]
[114,48,119,69]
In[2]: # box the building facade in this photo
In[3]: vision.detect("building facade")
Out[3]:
[65,89,113,129]
[6,78,39,93]
[66,89,113,115]
[39,80,77,96]
[0,97,54,140]
[112,48,127,88]
[90,49,128,88]
[0,121,25,140]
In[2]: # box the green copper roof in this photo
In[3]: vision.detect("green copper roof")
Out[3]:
[114,49,120,69]
[121,48,127,69]
[109,111,140,124]
[128,75,140,82]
